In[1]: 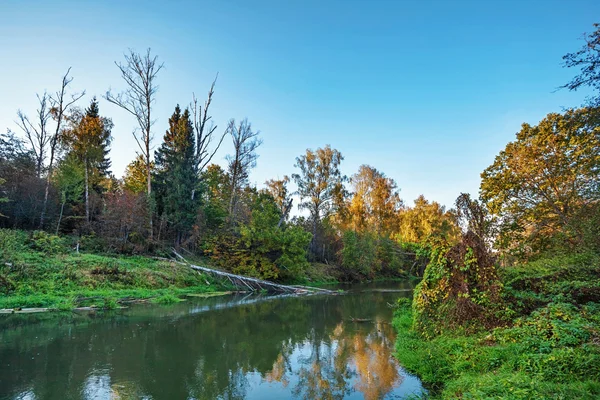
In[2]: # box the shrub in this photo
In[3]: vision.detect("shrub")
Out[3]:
[29,231,68,254]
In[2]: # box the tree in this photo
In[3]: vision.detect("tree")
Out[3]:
[39,68,85,228]
[191,76,227,174]
[292,145,346,255]
[153,105,198,246]
[62,98,113,223]
[15,92,52,177]
[346,165,402,235]
[480,108,600,255]
[53,153,84,234]
[123,154,153,194]
[397,195,459,245]
[105,48,163,238]
[562,22,600,106]
[226,119,262,222]
[0,131,39,228]
[264,176,293,224]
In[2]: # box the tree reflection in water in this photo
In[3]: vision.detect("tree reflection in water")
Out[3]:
[0,283,424,400]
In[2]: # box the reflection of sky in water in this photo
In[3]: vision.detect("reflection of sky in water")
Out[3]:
[1,283,424,400]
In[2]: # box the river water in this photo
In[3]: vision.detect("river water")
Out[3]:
[0,282,424,400]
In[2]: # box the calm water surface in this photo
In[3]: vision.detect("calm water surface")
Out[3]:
[0,282,424,399]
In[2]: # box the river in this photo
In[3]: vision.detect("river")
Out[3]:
[0,281,424,400]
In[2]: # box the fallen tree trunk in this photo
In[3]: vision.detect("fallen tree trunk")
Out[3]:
[172,250,337,295]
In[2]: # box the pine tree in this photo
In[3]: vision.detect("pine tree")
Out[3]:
[154,105,198,246]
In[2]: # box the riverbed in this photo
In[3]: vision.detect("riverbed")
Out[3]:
[0,281,424,399]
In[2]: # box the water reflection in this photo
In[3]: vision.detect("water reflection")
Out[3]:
[0,283,424,399]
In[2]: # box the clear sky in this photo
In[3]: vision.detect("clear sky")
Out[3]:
[0,0,597,210]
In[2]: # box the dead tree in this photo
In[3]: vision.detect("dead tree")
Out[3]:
[105,48,163,237]
[226,119,262,222]
[16,92,52,178]
[191,75,226,174]
[39,68,85,229]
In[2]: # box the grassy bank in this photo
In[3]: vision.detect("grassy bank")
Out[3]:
[0,230,232,310]
[393,253,600,399]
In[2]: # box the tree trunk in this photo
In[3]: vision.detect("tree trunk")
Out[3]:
[55,197,65,235]
[39,140,57,229]
[84,156,89,224]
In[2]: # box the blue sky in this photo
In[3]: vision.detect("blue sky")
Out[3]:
[0,0,597,210]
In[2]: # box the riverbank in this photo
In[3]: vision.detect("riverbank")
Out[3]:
[0,230,233,310]
[393,253,600,399]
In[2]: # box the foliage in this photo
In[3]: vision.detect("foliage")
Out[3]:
[396,195,459,247]
[123,154,153,194]
[412,194,504,338]
[153,105,199,245]
[205,193,311,280]
[29,230,69,254]
[343,165,402,236]
[481,108,600,258]
[340,231,407,278]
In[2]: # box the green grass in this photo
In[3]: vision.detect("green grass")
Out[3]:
[393,253,600,399]
[0,229,232,310]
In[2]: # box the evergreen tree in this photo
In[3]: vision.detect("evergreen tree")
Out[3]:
[154,105,198,246]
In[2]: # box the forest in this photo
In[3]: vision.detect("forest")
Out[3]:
[1,16,600,399]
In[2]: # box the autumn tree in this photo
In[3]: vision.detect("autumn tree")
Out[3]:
[62,98,113,223]
[226,119,262,223]
[346,165,402,235]
[480,108,600,255]
[562,22,600,106]
[153,105,198,246]
[264,175,292,223]
[123,154,153,194]
[396,195,459,245]
[293,145,346,255]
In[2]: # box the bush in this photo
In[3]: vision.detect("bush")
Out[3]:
[29,231,68,254]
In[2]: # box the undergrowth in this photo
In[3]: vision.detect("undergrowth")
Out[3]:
[393,252,600,399]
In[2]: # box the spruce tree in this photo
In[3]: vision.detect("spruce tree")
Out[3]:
[154,105,198,246]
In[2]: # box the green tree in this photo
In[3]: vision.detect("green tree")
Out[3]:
[153,105,198,246]
[53,153,84,234]
[480,108,600,256]
[293,145,346,257]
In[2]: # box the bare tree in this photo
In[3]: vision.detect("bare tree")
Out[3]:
[39,68,85,228]
[191,75,226,174]
[226,119,262,221]
[15,92,52,177]
[104,48,163,197]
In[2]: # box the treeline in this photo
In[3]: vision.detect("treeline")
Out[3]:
[0,49,458,282]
